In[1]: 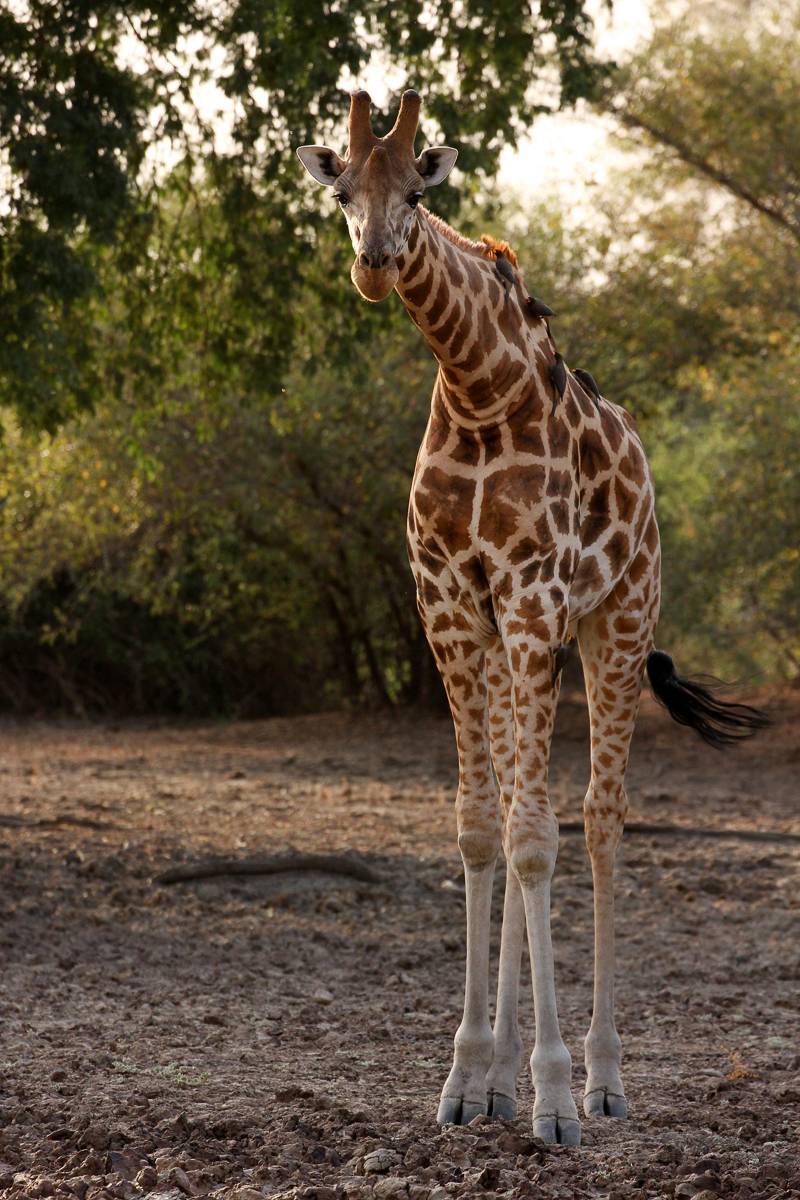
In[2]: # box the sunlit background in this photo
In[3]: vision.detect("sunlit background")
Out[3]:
[0,0,796,715]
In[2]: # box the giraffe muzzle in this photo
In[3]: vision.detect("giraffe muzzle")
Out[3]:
[351,252,399,303]
[357,248,392,270]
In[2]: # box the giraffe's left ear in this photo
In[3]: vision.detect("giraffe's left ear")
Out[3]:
[296,146,346,186]
[415,147,458,187]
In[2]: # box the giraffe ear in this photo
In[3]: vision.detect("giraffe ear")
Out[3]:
[415,147,458,187]
[296,146,346,186]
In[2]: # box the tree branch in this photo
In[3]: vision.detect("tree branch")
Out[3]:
[155,851,383,885]
[611,107,800,243]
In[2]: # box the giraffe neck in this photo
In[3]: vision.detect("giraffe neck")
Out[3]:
[395,208,554,430]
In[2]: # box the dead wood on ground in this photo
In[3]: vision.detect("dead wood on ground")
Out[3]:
[155,851,384,886]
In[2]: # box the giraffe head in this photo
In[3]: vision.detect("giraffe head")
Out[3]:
[297,90,457,302]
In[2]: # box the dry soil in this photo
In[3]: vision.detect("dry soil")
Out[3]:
[1,688,798,1199]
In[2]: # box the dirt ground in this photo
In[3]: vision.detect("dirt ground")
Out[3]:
[1,687,799,1200]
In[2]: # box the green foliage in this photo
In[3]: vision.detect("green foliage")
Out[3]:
[0,0,605,430]
[0,5,796,713]
[605,6,800,243]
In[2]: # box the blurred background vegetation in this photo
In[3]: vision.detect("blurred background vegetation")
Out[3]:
[0,1,797,716]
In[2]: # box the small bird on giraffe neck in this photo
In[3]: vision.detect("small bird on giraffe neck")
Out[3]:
[549,352,567,413]
[493,249,517,292]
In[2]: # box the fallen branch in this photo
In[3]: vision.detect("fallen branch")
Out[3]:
[0,813,116,830]
[559,821,800,845]
[155,851,383,886]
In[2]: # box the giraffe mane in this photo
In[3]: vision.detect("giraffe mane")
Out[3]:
[479,235,519,267]
[421,209,498,262]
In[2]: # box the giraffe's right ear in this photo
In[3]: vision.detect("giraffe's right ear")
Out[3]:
[415,147,458,187]
[296,146,346,186]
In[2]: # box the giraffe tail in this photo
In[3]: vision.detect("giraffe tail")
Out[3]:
[645,650,769,749]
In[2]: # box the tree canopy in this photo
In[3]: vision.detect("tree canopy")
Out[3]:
[0,3,797,714]
[0,0,607,428]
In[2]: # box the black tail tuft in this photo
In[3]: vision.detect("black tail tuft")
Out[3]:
[646,650,769,749]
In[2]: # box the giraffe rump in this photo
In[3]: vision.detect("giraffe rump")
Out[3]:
[646,650,769,748]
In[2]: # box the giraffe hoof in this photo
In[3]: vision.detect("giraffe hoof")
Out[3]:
[584,1088,628,1119]
[532,1114,582,1147]
[437,1096,486,1125]
[487,1091,517,1120]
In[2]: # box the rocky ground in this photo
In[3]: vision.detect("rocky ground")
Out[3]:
[0,687,798,1199]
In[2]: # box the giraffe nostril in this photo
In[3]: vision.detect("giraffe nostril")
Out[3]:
[358,247,391,270]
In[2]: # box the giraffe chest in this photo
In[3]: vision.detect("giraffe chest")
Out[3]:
[408,408,657,631]
[408,449,582,629]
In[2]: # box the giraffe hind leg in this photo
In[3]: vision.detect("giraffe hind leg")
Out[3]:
[502,590,580,1146]
[577,530,661,1120]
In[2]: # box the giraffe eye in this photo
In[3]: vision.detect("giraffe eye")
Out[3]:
[334,193,350,208]
[407,192,423,208]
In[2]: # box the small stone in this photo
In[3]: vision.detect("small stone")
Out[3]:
[695,1157,721,1174]
[689,1173,720,1193]
[474,1164,502,1189]
[50,1069,67,1082]
[167,1166,195,1194]
[496,1131,542,1157]
[135,1166,159,1189]
[48,1126,74,1141]
[81,1125,109,1151]
[312,987,334,1005]
[373,1178,409,1199]
[363,1149,402,1175]
[467,1114,493,1129]
[675,1178,719,1199]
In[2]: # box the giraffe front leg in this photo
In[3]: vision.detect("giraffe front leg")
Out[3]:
[430,634,502,1126]
[510,815,580,1146]
[485,864,525,1119]
[504,596,580,1147]
[484,638,524,1121]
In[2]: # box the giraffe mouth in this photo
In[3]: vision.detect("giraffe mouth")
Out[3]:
[351,259,399,303]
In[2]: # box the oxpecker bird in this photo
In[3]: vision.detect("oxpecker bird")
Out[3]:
[574,367,603,411]
[494,248,516,293]
[526,293,555,336]
[549,352,567,413]
[526,295,555,319]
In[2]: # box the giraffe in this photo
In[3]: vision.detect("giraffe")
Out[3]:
[297,89,767,1147]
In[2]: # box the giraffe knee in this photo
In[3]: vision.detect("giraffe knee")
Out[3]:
[458,827,501,869]
[504,810,558,884]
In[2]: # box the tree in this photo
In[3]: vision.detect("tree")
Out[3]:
[0,0,608,428]
[604,8,800,244]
